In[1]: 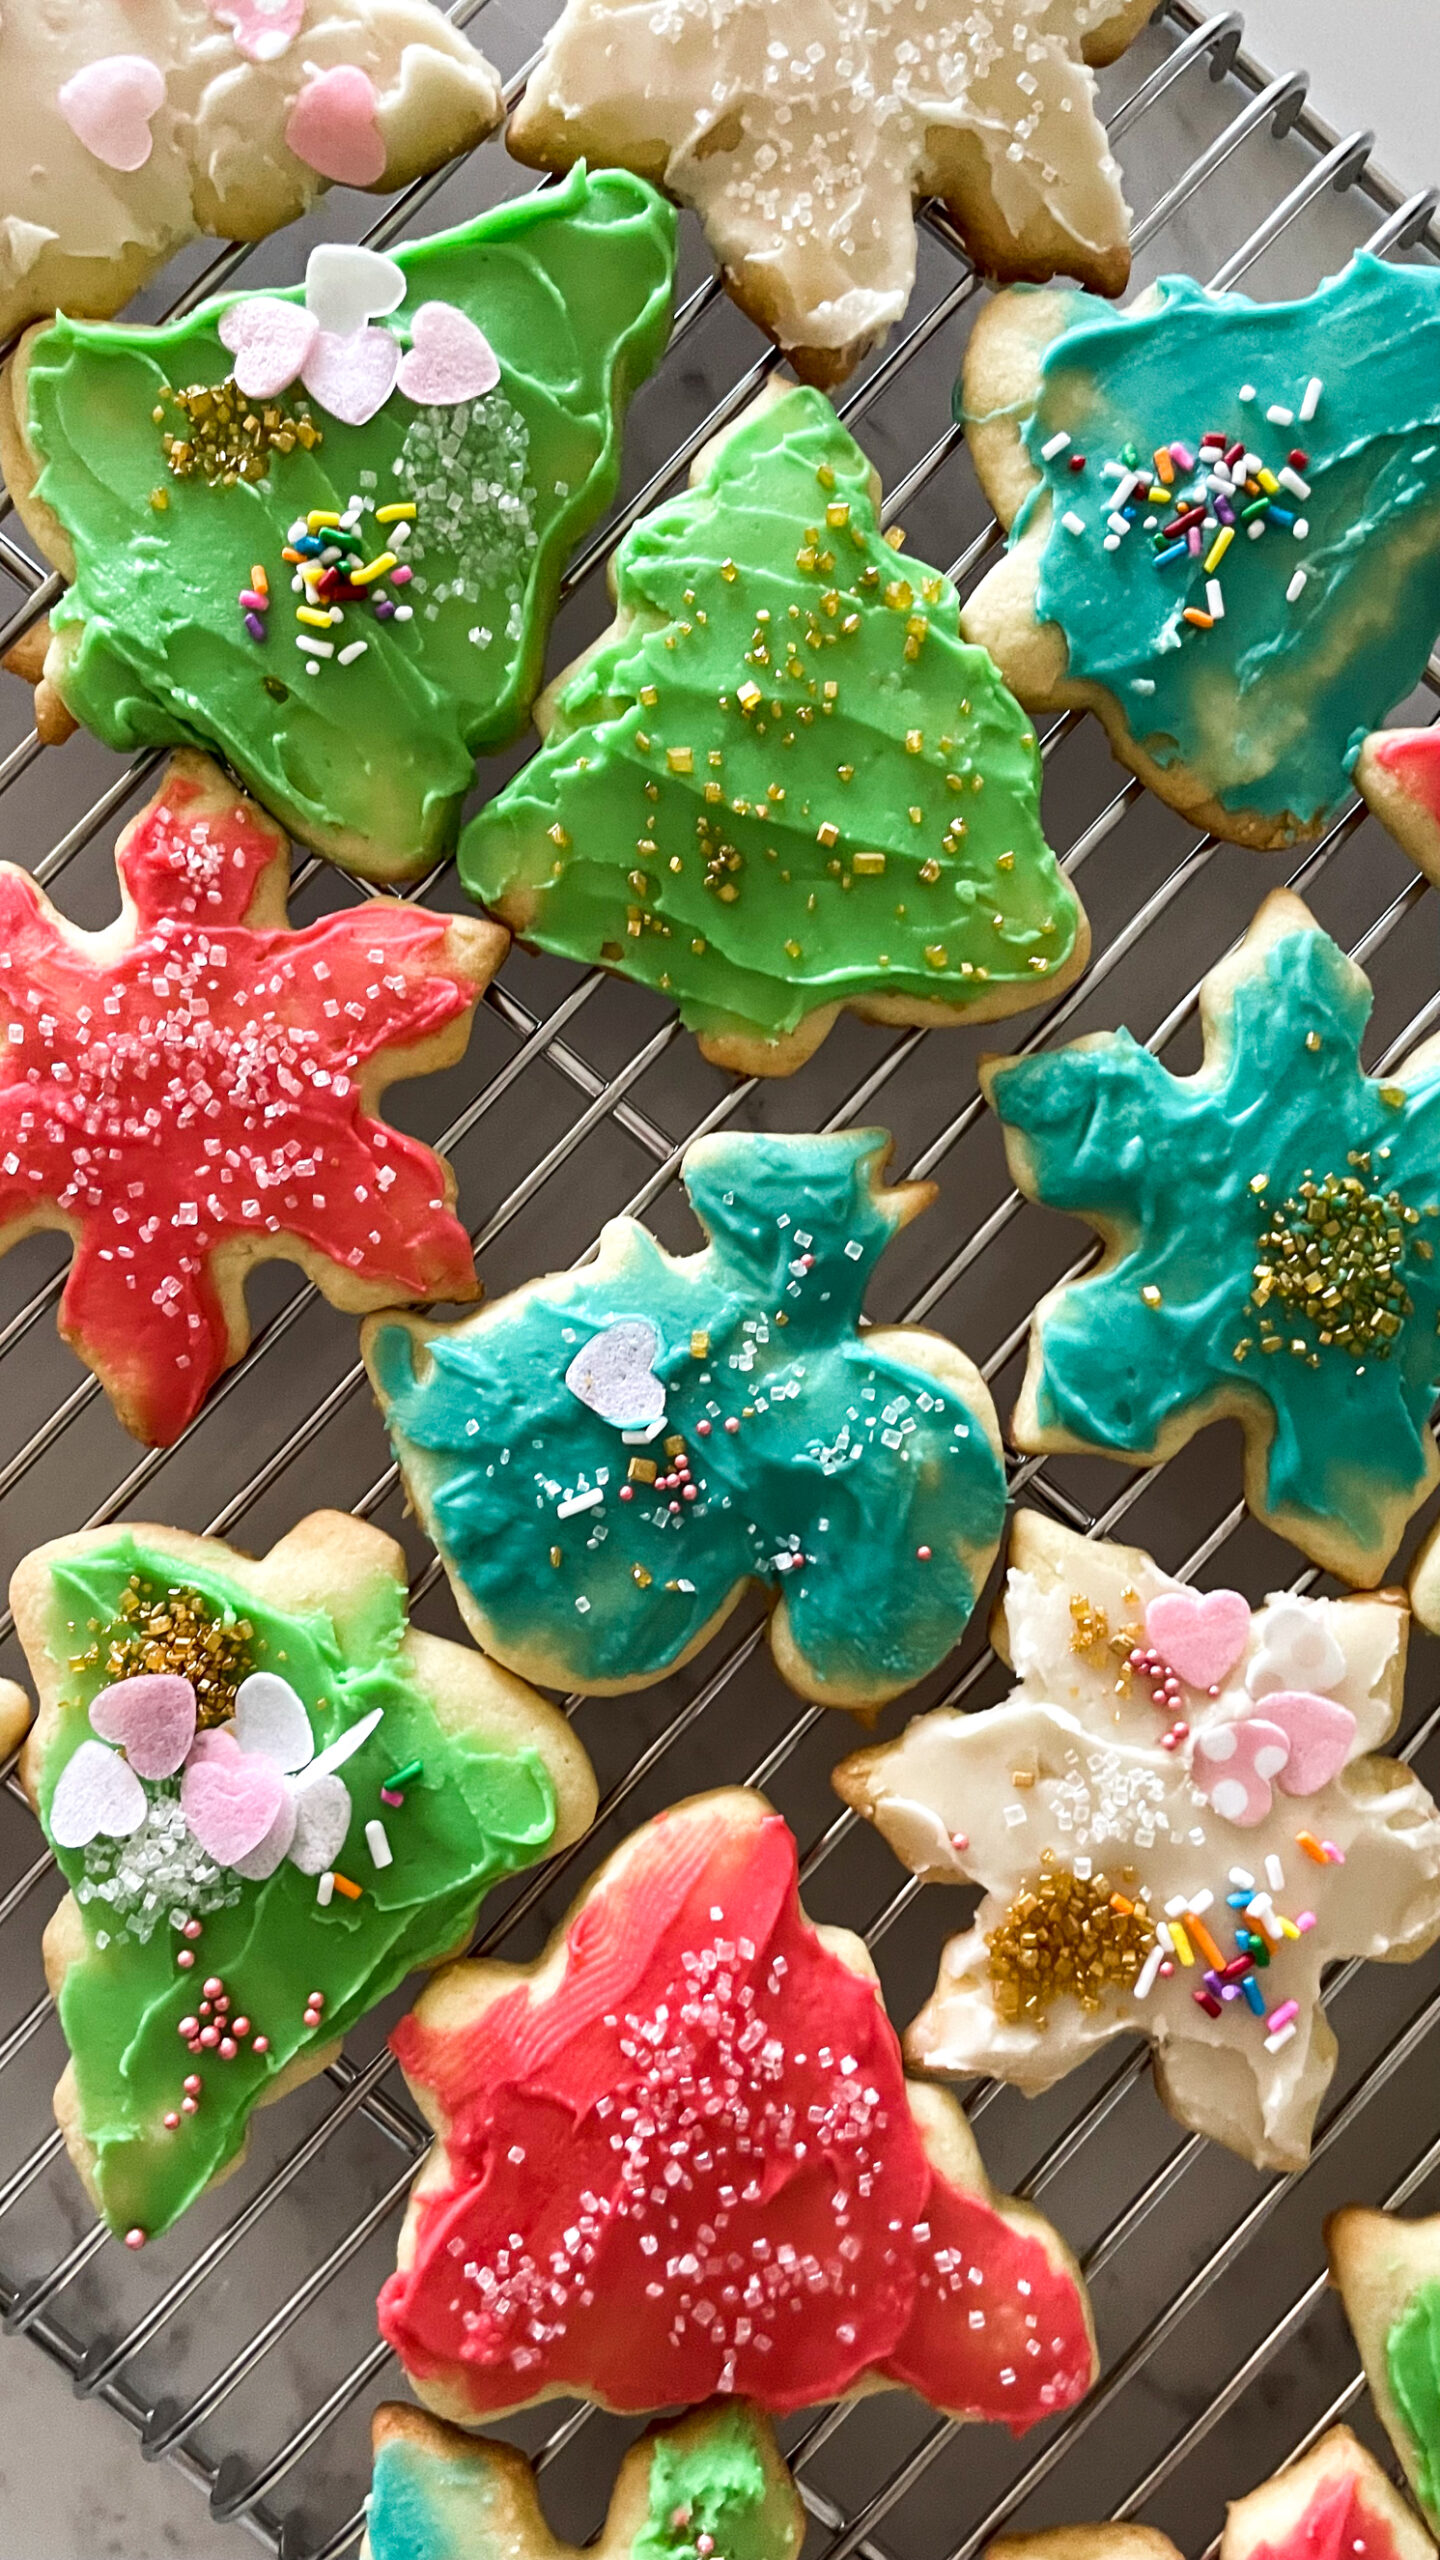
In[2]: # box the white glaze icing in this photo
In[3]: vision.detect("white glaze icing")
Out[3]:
[0,1,502,340]
[843,1517,1440,2171]
[511,0,1138,362]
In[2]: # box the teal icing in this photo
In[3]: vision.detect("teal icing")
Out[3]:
[988,923,1440,1552]
[983,253,1440,827]
[368,1131,1007,1695]
[368,2437,494,2560]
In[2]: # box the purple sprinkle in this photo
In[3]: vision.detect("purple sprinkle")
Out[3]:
[243,611,267,642]
[390,564,413,586]
[1215,498,1235,525]
[1219,1982,1243,2001]
[373,597,396,620]
[1203,1968,1224,1997]
[1170,442,1195,471]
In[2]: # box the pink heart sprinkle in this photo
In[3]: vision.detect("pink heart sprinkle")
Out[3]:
[1191,1715,1291,1828]
[205,0,306,64]
[1145,1587,1252,1693]
[181,1730,288,1868]
[218,297,319,400]
[284,66,386,188]
[58,55,166,174]
[396,302,501,408]
[90,1674,196,1780]
[301,324,400,427]
[1261,1690,1357,1796]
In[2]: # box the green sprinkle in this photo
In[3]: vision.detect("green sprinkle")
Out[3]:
[385,1758,423,1789]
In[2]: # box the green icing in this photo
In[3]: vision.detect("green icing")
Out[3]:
[635,2407,784,2560]
[367,1128,1006,1698]
[462,385,1078,1046]
[23,166,676,879]
[973,252,1440,831]
[1388,2280,1440,2526]
[37,1533,557,2239]
[988,919,1440,1556]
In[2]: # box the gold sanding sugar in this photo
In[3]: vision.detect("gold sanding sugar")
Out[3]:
[987,1850,1155,2026]
[78,1574,256,1727]
[1251,1169,1418,1359]
[161,377,323,487]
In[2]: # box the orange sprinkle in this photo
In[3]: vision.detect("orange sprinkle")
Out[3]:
[330,1871,362,1900]
[1153,448,1174,484]
[1185,1911,1225,1970]
[251,564,269,597]
[1183,608,1215,630]
[282,547,304,564]
[1297,1831,1329,1866]
[1109,1893,1135,1916]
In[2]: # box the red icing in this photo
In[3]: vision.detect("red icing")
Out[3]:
[380,1799,1094,2423]
[1245,2471,1407,2560]
[0,766,477,1443]
[1372,730,1440,827]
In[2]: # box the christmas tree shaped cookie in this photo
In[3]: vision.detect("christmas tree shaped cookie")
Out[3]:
[362,2400,803,2560]
[464,385,1087,1075]
[12,1510,596,2244]
[0,169,677,881]
[364,1127,1008,1710]
[1330,2208,1440,2535]
[0,752,505,1447]
[379,1789,1097,2423]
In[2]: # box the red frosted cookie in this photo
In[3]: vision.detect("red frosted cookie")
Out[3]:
[379,1786,1097,2425]
[0,751,503,1444]
[986,2427,1435,2560]
[1355,728,1440,884]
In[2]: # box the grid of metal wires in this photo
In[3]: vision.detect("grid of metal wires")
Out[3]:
[0,4,1437,2553]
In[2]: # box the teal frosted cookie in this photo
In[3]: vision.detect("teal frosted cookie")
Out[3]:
[363,1129,1007,1708]
[960,253,1440,848]
[462,383,1088,1076]
[983,887,1440,1584]
[362,2399,802,2560]
[1,168,676,881]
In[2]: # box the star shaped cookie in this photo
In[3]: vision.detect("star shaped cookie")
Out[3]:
[379,1787,1097,2423]
[362,2400,803,2560]
[0,751,504,1445]
[508,0,1152,386]
[837,1511,1440,2172]
[982,885,1440,1583]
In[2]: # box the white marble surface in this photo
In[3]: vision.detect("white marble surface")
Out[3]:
[1243,0,1434,199]
[0,2334,236,2558]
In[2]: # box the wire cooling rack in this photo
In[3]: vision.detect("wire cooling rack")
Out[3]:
[0,5,1438,2553]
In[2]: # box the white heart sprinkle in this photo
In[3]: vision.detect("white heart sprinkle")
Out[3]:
[49,1740,147,1848]
[234,1672,314,1774]
[565,1319,666,1430]
[288,1774,353,1875]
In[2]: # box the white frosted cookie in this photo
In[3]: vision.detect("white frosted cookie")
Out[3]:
[836,1510,1440,2172]
[507,0,1152,387]
[988,2429,1436,2560]
[0,1,502,341]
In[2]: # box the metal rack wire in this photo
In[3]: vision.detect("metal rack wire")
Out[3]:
[0,5,1437,2553]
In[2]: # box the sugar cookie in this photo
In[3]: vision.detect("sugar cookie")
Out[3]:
[1329,2207,1440,2536]
[508,0,1152,387]
[0,1,503,342]
[961,255,1440,847]
[462,382,1088,1075]
[1,173,677,881]
[11,1510,596,2243]
[379,1787,1096,2422]
[361,2400,802,2560]
[988,2428,1436,2560]
[364,1127,1007,1710]
[838,1510,1440,2171]
[982,886,1440,1583]
[1356,728,1440,887]
[0,751,504,1446]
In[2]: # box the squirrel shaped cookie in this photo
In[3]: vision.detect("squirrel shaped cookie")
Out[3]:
[982,887,1440,1584]
[507,0,1152,387]
[362,2400,803,2560]
[0,751,504,1446]
[364,1127,1007,1710]
[11,1510,596,2245]
[988,2428,1436,2560]
[0,3,503,344]
[1,174,676,880]
[378,1787,1097,2424]
[462,383,1088,1075]
[838,1512,1440,2174]
[1329,2208,1440,2536]
[960,254,1440,847]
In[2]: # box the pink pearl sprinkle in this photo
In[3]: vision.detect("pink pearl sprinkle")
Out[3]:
[214,1996,229,2014]
[183,1919,202,1941]
[253,2036,269,2055]
[696,1419,711,1435]
[199,2026,219,2049]
[916,1545,932,1561]
[669,1501,681,1515]
[181,2096,197,2115]
[219,2037,238,2060]
[182,2075,201,2099]
[187,2038,203,2054]
[203,1977,223,2000]
[232,2018,250,2039]
[950,1830,969,1851]
[177,2016,198,2039]
[163,2112,180,2131]
[176,1950,195,1970]
[303,2010,321,2030]
[619,1485,634,1501]
[308,1993,324,2008]
[684,1486,698,1501]
[124,2228,146,2251]
[724,1417,740,1432]
[698,2538,714,2555]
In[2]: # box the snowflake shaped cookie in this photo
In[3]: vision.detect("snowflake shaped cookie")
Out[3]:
[0,0,502,340]
[379,1788,1097,2422]
[0,752,504,1445]
[507,0,1151,385]
[363,2401,803,2560]
[837,1512,1440,2172]
[989,2427,1436,2560]
[982,885,1440,1583]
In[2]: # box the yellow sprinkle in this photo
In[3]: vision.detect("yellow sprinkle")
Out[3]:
[296,606,333,628]
[690,1332,710,1358]
[1168,1921,1194,1966]
[350,552,397,587]
[549,1546,562,1567]
[375,501,417,522]
[851,852,886,876]
[666,746,694,774]
[1258,468,1280,496]
[1250,1173,1269,1193]
[307,510,341,531]
[1205,526,1234,573]
[1380,1084,1407,1108]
